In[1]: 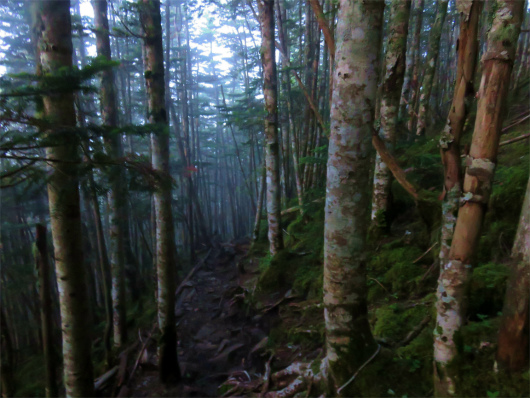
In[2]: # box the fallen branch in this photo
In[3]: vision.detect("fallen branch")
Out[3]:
[94,366,118,392]
[499,132,530,147]
[398,315,431,347]
[501,113,530,133]
[126,324,157,386]
[419,262,438,283]
[413,242,438,264]
[336,344,381,395]
[372,133,419,200]
[175,248,212,297]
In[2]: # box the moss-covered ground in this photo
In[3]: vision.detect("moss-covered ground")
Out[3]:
[245,98,529,396]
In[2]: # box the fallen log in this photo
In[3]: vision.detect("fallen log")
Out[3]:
[94,366,118,392]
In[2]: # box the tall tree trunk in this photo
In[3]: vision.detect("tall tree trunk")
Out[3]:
[400,0,424,121]
[438,0,481,269]
[496,173,530,371]
[433,1,524,395]
[92,0,128,350]
[252,162,266,242]
[371,0,412,230]
[258,0,284,256]
[415,0,449,137]
[32,1,95,396]
[140,0,181,384]
[35,225,59,398]
[323,0,384,395]
[276,0,304,212]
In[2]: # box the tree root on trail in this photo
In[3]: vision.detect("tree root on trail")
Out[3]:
[265,360,327,398]
[219,360,326,398]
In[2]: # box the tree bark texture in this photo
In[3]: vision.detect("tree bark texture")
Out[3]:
[92,0,128,349]
[434,1,525,395]
[371,0,412,226]
[415,0,449,137]
[438,0,481,270]
[35,224,59,398]
[323,0,384,395]
[141,0,181,384]
[406,0,426,134]
[400,0,424,121]
[496,172,529,371]
[258,0,284,256]
[33,1,95,396]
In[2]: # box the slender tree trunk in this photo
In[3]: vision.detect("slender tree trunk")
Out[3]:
[415,0,449,137]
[401,0,424,121]
[438,1,481,269]
[323,0,384,395]
[86,182,113,365]
[276,1,304,212]
[92,0,127,350]
[35,225,59,398]
[258,0,284,256]
[33,1,95,396]
[434,2,524,395]
[252,161,266,242]
[140,0,181,384]
[496,173,530,371]
[371,0,412,229]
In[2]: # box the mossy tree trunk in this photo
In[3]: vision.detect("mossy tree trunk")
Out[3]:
[438,0,482,269]
[92,0,127,350]
[434,1,525,395]
[415,0,448,137]
[140,0,181,384]
[33,1,95,396]
[35,224,59,398]
[258,0,284,256]
[371,0,412,229]
[323,0,384,395]
[496,173,529,371]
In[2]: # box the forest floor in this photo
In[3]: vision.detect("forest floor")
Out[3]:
[126,240,275,397]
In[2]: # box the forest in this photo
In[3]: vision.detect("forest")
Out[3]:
[0,0,528,397]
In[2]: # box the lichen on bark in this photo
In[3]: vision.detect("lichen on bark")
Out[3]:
[323,0,384,394]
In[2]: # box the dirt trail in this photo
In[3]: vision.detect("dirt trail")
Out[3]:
[129,241,268,397]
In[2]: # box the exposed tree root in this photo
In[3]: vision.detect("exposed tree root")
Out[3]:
[265,360,327,398]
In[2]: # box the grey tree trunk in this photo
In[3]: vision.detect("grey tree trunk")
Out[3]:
[33,0,95,396]
[35,224,59,398]
[92,0,127,349]
[140,0,181,384]
[415,0,449,137]
[323,0,384,395]
[371,0,412,229]
[258,0,284,256]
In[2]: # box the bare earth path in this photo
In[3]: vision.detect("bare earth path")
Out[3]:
[128,240,268,397]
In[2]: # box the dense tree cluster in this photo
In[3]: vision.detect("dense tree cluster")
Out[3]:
[0,0,528,397]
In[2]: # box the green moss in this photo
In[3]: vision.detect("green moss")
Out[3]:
[373,303,428,342]
[257,251,296,291]
[394,328,434,394]
[456,317,530,397]
[367,245,425,300]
